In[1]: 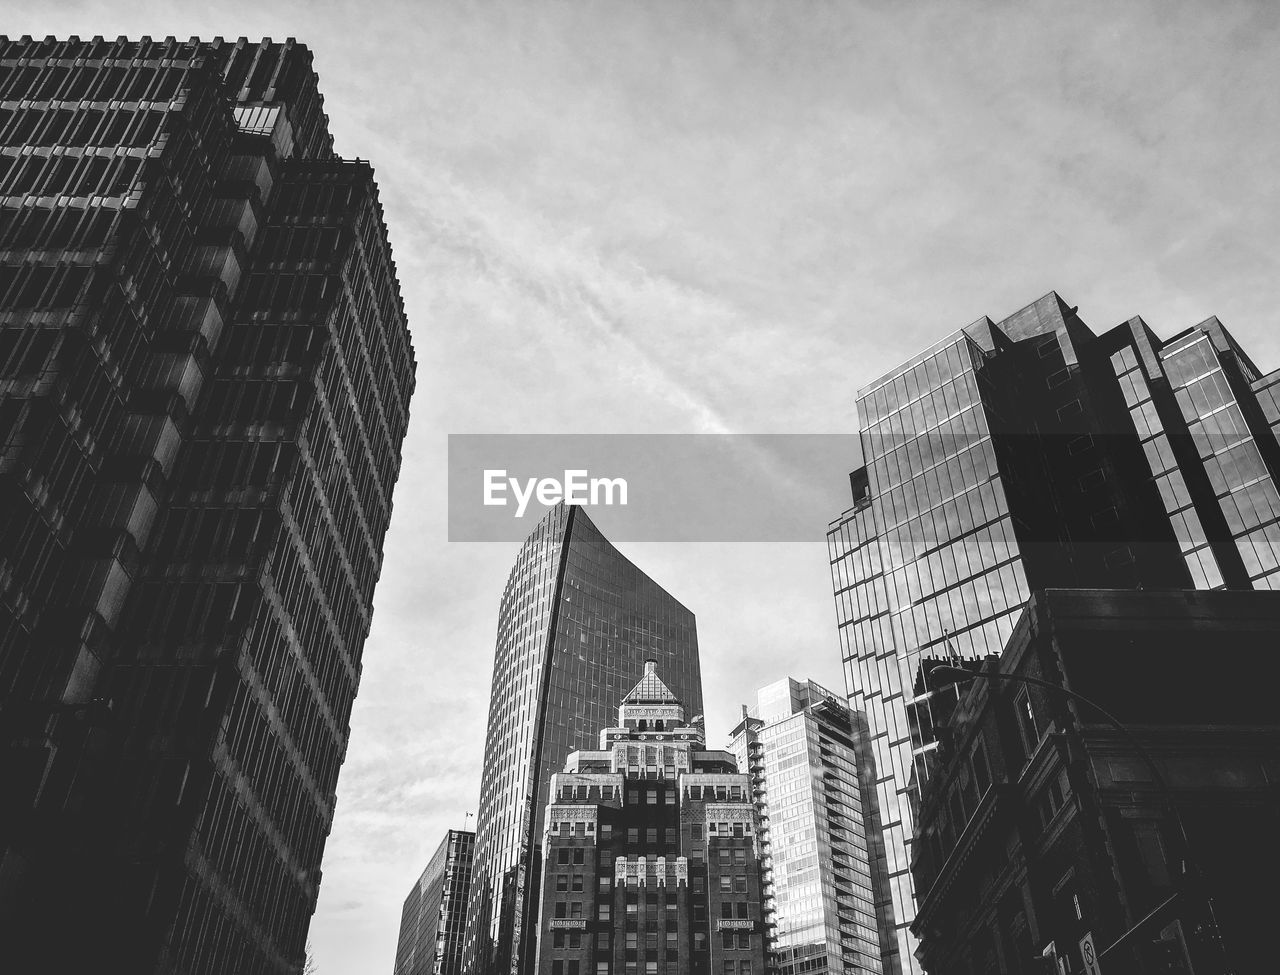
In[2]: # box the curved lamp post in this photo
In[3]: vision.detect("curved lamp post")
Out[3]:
[928,663,1230,973]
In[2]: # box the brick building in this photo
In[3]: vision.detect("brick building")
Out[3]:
[910,589,1280,974]
[533,661,766,975]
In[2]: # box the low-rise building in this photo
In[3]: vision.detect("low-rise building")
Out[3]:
[910,589,1280,975]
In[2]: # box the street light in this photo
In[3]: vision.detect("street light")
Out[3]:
[929,662,1230,973]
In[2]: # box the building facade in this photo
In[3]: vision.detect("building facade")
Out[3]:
[826,292,1280,971]
[910,588,1280,974]
[0,36,415,974]
[464,505,704,975]
[729,678,889,975]
[533,660,766,975]
[395,830,476,975]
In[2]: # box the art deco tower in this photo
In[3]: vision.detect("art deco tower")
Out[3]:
[463,505,703,975]
[0,36,415,974]
[828,292,1280,972]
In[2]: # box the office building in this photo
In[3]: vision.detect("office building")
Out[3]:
[533,660,765,975]
[827,292,1280,970]
[911,588,1280,974]
[729,679,889,975]
[464,506,703,975]
[0,36,415,974]
[395,830,476,975]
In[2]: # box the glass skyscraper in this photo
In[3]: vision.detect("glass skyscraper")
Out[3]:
[0,36,415,974]
[464,505,703,975]
[395,830,476,975]
[729,678,888,975]
[827,292,1280,972]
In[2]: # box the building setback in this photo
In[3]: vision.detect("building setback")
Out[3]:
[827,292,1280,971]
[395,830,476,975]
[0,36,415,974]
[534,660,766,975]
[729,678,889,975]
[910,588,1280,974]
[464,505,703,975]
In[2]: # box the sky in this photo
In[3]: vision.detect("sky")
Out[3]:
[16,0,1280,971]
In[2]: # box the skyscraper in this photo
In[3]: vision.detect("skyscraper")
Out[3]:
[464,505,703,975]
[395,830,476,975]
[534,661,765,975]
[827,292,1280,971]
[729,678,888,975]
[0,36,415,973]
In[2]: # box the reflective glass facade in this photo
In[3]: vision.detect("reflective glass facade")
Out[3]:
[730,679,886,975]
[465,506,702,975]
[396,830,476,975]
[828,293,1280,972]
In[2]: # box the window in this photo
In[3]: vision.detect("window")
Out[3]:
[555,902,567,919]
[553,963,564,975]
[646,789,657,805]
[645,828,658,844]
[599,876,611,891]
[720,876,732,892]
[1017,691,1040,752]
[733,849,746,864]
[554,932,566,948]
[691,824,703,840]
[599,903,611,921]
[570,902,583,919]
[557,875,569,891]
[972,740,990,795]
[574,849,585,864]
[558,849,571,865]
[572,874,584,891]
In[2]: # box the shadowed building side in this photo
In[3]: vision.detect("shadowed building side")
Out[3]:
[0,35,415,974]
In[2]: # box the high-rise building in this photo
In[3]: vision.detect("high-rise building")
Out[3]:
[826,292,1280,971]
[395,830,476,975]
[911,588,1280,974]
[729,678,888,975]
[464,505,703,975]
[0,36,415,974]
[534,660,766,975]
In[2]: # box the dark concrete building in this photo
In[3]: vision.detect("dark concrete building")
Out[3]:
[827,293,1280,970]
[533,661,766,975]
[910,589,1280,975]
[0,36,415,973]
[395,830,476,975]
[464,506,703,975]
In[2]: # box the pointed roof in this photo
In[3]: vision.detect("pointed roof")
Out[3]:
[622,660,680,705]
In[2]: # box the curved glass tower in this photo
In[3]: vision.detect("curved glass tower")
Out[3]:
[463,505,702,975]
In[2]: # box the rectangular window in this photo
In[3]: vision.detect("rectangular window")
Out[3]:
[1017,691,1039,754]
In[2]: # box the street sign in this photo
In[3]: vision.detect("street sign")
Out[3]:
[1080,931,1103,975]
